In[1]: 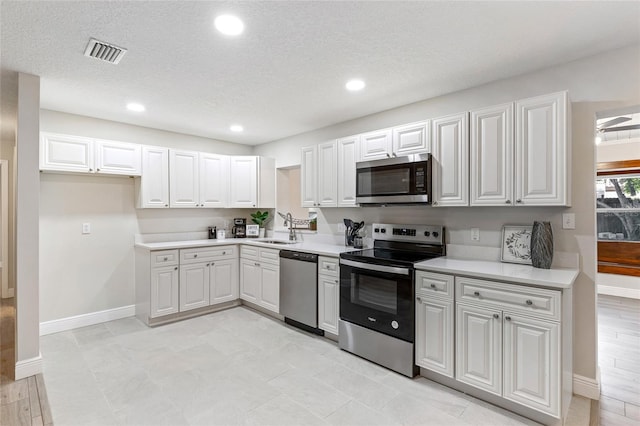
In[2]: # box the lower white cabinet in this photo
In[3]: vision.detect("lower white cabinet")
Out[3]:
[210,259,239,304]
[150,264,179,318]
[180,262,211,312]
[318,256,339,335]
[239,246,280,313]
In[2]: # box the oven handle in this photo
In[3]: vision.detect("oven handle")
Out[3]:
[340,259,411,276]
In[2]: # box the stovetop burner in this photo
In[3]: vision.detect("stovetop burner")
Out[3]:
[342,247,440,265]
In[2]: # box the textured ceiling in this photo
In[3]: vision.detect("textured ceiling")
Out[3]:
[2,1,640,146]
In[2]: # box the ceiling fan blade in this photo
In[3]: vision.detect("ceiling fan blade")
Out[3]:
[598,116,632,129]
[600,124,640,132]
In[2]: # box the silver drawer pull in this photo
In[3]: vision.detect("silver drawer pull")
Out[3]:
[493,314,499,319]
[505,316,512,321]
[416,296,422,303]
[163,257,168,261]
[526,299,533,306]
[473,291,480,297]
[194,254,198,258]
[430,283,437,289]
[174,267,178,271]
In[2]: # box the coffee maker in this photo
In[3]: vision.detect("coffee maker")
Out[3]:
[232,218,247,238]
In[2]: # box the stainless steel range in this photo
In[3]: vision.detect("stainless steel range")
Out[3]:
[338,223,446,377]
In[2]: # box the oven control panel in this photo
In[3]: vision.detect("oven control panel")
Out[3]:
[372,223,444,245]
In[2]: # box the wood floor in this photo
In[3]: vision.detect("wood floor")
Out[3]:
[0,297,53,425]
[598,294,640,426]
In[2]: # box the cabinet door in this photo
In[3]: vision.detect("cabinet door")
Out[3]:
[139,146,170,208]
[200,153,229,208]
[456,303,502,395]
[318,274,339,335]
[300,146,317,207]
[210,259,239,305]
[150,265,179,318]
[259,263,280,313]
[515,91,568,206]
[470,103,514,206]
[229,156,258,208]
[179,263,210,312]
[432,113,469,206]
[503,313,560,417]
[337,136,358,207]
[239,259,260,304]
[94,139,142,176]
[359,128,392,161]
[40,133,94,173]
[317,140,338,207]
[415,296,454,377]
[170,150,199,208]
[393,121,430,156]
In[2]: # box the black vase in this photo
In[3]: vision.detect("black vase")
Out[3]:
[531,221,553,269]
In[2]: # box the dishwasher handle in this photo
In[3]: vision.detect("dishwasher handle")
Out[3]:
[279,250,318,263]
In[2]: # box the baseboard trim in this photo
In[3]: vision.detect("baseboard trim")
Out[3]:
[40,305,135,336]
[598,285,640,300]
[573,373,600,400]
[15,354,43,380]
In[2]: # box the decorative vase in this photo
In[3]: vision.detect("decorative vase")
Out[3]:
[259,227,266,238]
[531,221,553,269]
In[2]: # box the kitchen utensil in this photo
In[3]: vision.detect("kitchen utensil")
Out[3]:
[343,218,354,246]
[208,226,217,239]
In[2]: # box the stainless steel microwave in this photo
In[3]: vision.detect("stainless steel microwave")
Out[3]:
[355,154,432,205]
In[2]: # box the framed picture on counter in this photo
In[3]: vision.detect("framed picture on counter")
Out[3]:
[500,225,533,264]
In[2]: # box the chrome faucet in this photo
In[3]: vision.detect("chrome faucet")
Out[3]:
[286,212,296,241]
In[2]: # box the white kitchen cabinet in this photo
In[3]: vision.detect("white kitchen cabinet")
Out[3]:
[393,121,430,156]
[359,128,393,161]
[40,132,141,176]
[210,258,239,305]
[179,262,211,312]
[415,271,454,378]
[200,153,229,208]
[318,256,339,335]
[301,141,338,207]
[230,156,275,208]
[239,246,280,313]
[470,103,514,206]
[94,139,142,175]
[337,136,358,207]
[169,150,200,208]
[515,91,569,206]
[456,303,503,395]
[431,112,469,206]
[150,265,179,318]
[137,146,170,208]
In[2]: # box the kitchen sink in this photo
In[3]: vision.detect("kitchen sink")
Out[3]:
[257,239,297,245]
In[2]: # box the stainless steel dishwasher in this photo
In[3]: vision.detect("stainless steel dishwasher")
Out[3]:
[279,250,323,335]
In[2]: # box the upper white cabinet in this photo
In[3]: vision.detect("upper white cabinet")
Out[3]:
[301,141,338,207]
[431,112,469,206]
[359,128,393,161]
[230,156,275,208]
[515,91,569,206]
[337,136,359,207]
[471,91,569,207]
[137,146,170,208]
[40,132,141,176]
[170,150,231,208]
[470,103,514,206]
[392,121,430,156]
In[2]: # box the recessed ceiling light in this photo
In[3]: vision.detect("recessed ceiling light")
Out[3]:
[346,79,365,91]
[126,102,145,112]
[230,125,244,132]
[214,14,244,36]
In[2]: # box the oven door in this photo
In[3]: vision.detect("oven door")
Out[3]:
[339,258,414,342]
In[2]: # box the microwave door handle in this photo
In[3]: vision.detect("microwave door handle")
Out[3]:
[340,259,410,276]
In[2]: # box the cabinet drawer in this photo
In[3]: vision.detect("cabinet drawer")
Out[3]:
[151,250,179,267]
[318,256,339,277]
[181,245,236,264]
[240,245,259,261]
[416,271,454,300]
[259,248,280,265]
[456,277,561,321]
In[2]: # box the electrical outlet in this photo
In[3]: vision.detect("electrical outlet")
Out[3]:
[82,223,91,234]
[471,228,480,241]
[562,213,575,230]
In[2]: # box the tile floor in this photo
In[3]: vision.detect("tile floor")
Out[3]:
[41,306,543,426]
[598,295,640,426]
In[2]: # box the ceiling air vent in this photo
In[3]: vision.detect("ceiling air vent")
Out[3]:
[83,38,127,64]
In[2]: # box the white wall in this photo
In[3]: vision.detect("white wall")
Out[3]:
[254,44,640,383]
[597,140,640,163]
[38,111,255,322]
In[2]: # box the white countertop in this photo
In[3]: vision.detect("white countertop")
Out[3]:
[135,239,357,257]
[415,257,578,289]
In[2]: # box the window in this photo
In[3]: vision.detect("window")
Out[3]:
[596,175,640,241]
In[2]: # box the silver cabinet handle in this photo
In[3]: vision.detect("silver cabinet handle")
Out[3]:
[386,153,391,158]
[473,291,480,297]
[222,251,226,255]
[194,254,198,258]
[89,168,93,172]
[335,280,338,284]
[505,200,511,204]
[526,299,533,306]
[516,199,522,204]
[165,204,168,207]
[432,201,438,206]
[255,262,260,266]
[416,296,422,303]
[163,257,168,261]
[430,283,436,289]
[206,263,210,267]
[505,316,512,321]
[493,314,499,319]
[174,267,178,270]
[96,168,100,172]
